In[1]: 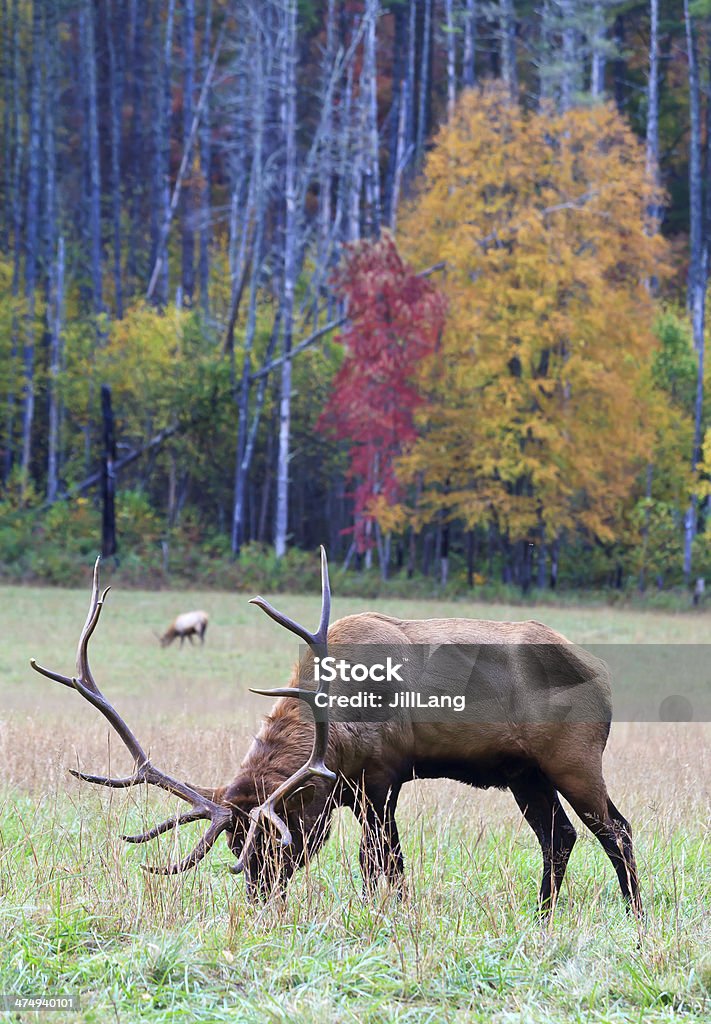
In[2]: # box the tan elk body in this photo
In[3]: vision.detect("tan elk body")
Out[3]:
[31,552,641,916]
[159,610,209,647]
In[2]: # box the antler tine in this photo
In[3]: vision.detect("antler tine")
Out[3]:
[30,558,233,875]
[249,544,331,649]
[233,547,336,876]
[75,556,107,693]
[142,811,232,875]
[123,809,205,845]
[315,544,331,645]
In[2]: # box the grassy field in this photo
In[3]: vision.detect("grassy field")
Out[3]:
[0,583,709,1023]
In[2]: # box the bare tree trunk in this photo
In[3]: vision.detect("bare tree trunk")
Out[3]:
[107,0,125,318]
[406,0,417,150]
[229,205,265,555]
[463,0,477,87]
[181,0,195,306]
[645,0,661,292]
[81,0,103,320]
[500,0,517,99]
[3,0,21,484]
[445,0,456,120]
[590,1,606,98]
[416,0,433,160]
[612,13,626,114]
[334,64,353,243]
[20,0,43,496]
[151,0,175,308]
[646,0,659,185]
[274,0,298,558]
[125,0,145,293]
[46,236,65,503]
[101,384,117,558]
[198,0,212,315]
[43,0,60,499]
[389,73,409,230]
[383,2,406,227]
[363,0,381,237]
[560,0,576,111]
[348,66,363,242]
[0,0,10,249]
[682,0,707,582]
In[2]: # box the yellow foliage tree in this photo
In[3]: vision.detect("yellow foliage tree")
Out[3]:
[398,86,671,547]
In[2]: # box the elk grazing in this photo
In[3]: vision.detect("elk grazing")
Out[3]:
[31,552,642,916]
[158,610,209,648]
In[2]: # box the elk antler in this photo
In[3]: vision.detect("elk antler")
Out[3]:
[30,557,232,874]
[232,545,337,874]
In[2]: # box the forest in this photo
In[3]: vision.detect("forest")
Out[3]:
[0,0,709,596]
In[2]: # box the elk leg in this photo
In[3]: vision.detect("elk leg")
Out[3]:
[509,772,577,914]
[358,787,404,898]
[550,774,642,916]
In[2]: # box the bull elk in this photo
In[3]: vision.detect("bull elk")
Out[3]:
[158,610,209,648]
[30,552,641,916]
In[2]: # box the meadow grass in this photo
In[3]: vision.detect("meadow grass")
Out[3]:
[0,584,709,1022]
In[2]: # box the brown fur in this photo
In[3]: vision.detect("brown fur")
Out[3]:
[159,610,209,648]
[220,612,642,914]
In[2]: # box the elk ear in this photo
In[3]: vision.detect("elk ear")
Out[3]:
[284,783,316,811]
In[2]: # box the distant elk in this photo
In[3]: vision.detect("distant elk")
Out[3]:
[158,610,209,648]
[31,552,641,916]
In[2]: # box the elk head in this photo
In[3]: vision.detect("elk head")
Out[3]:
[30,551,336,893]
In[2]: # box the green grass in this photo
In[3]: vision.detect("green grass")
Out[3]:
[1,584,709,1022]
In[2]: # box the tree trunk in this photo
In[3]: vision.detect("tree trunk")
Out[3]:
[101,384,117,558]
[645,0,661,283]
[682,0,707,582]
[440,520,450,587]
[46,236,65,503]
[500,0,517,99]
[20,0,43,497]
[0,0,10,249]
[152,0,175,308]
[274,0,298,558]
[363,0,381,238]
[3,0,21,484]
[550,535,560,589]
[107,0,125,318]
[416,0,433,161]
[590,1,606,98]
[612,13,626,114]
[81,0,103,320]
[466,529,475,587]
[463,0,477,88]
[384,2,406,226]
[181,0,195,306]
[125,0,145,293]
[444,0,456,120]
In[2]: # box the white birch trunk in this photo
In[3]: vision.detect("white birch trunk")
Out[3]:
[274,0,298,558]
